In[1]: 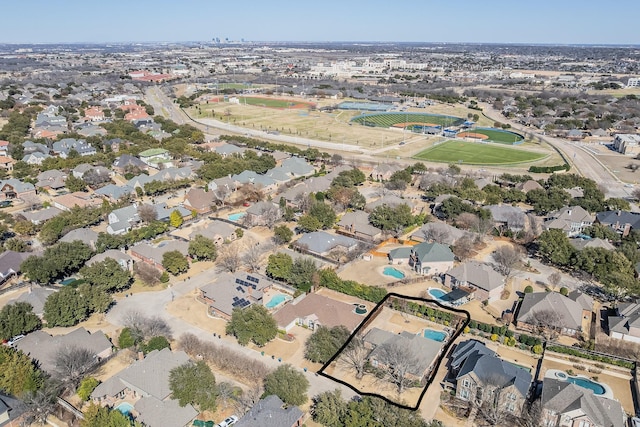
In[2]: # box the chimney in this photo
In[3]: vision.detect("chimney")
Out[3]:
[137,351,144,360]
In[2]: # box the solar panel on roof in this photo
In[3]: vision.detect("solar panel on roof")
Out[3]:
[233,296,239,301]
[235,278,242,285]
[247,275,260,284]
[236,286,242,291]
[252,284,257,290]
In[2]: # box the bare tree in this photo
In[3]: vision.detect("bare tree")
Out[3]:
[493,245,522,277]
[123,310,172,342]
[21,380,60,426]
[294,193,313,213]
[339,336,369,380]
[233,383,263,415]
[54,347,97,391]
[452,233,475,261]
[527,309,563,340]
[237,183,264,203]
[138,204,157,223]
[518,399,543,427]
[476,374,519,427]
[242,239,270,272]
[548,272,562,289]
[212,186,231,207]
[422,225,450,244]
[505,212,525,232]
[134,262,161,286]
[526,213,543,238]
[376,341,420,394]
[218,242,242,273]
[259,204,281,229]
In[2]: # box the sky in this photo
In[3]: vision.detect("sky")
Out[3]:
[1,0,639,45]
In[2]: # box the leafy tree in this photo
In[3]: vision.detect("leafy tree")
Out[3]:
[77,377,100,401]
[21,241,93,284]
[162,250,189,275]
[309,202,337,229]
[81,403,133,427]
[369,204,415,233]
[537,229,574,266]
[169,361,219,412]
[0,302,42,341]
[296,214,322,232]
[0,346,43,396]
[43,286,89,327]
[80,258,132,292]
[264,364,309,406]
[524,285,534,293]
[273,224,293,244]
[170,209,184,228]
[305,325,350,363]
[266,253,293,282]
[583,223,620,242]
[21,379,60,425]
[188,235,217,261]
[226,305,277,346]
[290,257,318,292]
[4,238,29,252]
[311,389,348,426]
[118,327,136,349]
[142,336,171,354]
[65,174,87,192]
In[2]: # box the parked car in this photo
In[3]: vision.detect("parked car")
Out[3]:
[6,334,25,347]
[0,200,12,208]
[216,415,238,427]
[631,416,640,427]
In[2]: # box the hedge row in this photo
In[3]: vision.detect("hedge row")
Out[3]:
[546,345,635,369]
[318,270,387,303]
[468,320,512,337]
[528,164,570,173]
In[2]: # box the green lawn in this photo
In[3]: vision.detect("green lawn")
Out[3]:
[414,140,545,165]
[238,97,310,109]
[472,128,524,144]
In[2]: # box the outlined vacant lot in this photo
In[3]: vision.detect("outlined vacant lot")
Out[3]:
[318,293,470,410]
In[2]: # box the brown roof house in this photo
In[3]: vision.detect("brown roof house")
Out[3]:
[444,262,505,303]
[274,293,364,332]
[187,221,237,246]
[91,348,198,427]
[516,291,593,338]
[130,240,189,271]
[183,188,215,215]
[515,179,543,193]
[337,211,382,241]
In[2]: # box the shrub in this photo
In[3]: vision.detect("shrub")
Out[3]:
[490,334,499,342]
[560,287,569,296]
[160,272,170,283]
[463,326,470,334]
[546,345,635,369]
[524,285,533,293]
[532,344,543,354]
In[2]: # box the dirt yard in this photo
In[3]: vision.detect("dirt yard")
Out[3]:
[165,290,228,336]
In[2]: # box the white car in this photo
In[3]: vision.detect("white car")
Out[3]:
[631,417,640,427]
[216,415,238,427]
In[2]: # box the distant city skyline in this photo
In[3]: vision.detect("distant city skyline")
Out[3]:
[1,0,639,45]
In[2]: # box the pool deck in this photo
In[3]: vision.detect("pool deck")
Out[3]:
[545,369,615,400]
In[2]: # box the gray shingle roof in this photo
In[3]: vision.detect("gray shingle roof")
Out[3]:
[517,292,584,331]
[450,339,495,370]
[0,251,31,279]
[456,349,532,397]
[411,242,455,263]
[541,378,624,427]
[446,262,504,291]
[236,395,303,427]
[596,210,640,230]
[295,231,358,254]
[59,228,98,249]
[134,396,198,427]
[200,272,272,317]
[10,285,56,316]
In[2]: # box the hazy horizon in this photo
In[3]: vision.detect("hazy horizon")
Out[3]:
[1,0,639,46]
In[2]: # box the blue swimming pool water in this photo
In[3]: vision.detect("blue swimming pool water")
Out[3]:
[115,402,134,415]
[428,288,448,301]
[566,376,606,395]
[383,267,405,279]
[265,294,290,309]
[423,328,447,342]
[228,212,245,222]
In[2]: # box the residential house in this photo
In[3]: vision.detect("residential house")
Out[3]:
[232,171,278,195]
[274,293,364,332]
[337,211,382,241]
[0,156,14,171]
[0,179,36,201]
[199,272,274,320]
[364,327,442,384]
[411,222,466,245]
[612,133,640,155]
[59,228,99,250]
[541,378,624,427]
[95,184,135,202]
[213,143,245,157]
[607,302,640,343]
[516,291,592,337]
[485,204,526,232]
[444,262,505,302]
[448,340,532,416]
[22,151,51,165]
[130,240,189,271]
[0,393,26,425]
[266,157,315,182]
[244,201,281,227]
[389,241,454,275]
[0,140,8,157]
[87,250,134,271]
[595,210,640,237]
[84,106,105,121]
[15,328,112,374]
[515,179,544,193]
[139,148,172,169]
[10,285,57,318]
[76,122,108,138]
[0,251,31,284]
[112,154,147,174]
[568,237,615,251]
[295,231,358,256]
[183,188,215,214]
[370,163,404,181]
[544,206,594,237]
[365,194,418,213]
[52,192,101,211]
[103,138,126,153]
[235,395,304,427]
[22,140,49,155]
[91,348,197,427]
[21,207,63,225]
[52,138,96,158]
[187,221,237,246]
[36,170,67,191]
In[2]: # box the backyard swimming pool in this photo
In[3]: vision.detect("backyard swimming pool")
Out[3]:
[423,328,447,342]
[428,288,448,301]
[548,369,611,397]
[566,376,606,395]
[228,212,245,222]
[115,402,134,416]
[383,267,405,279]
[265,294,291,309]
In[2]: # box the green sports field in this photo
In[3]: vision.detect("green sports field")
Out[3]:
[238,97,312,109]
[471,127,524,144]
[414,140,546,165]
[351,112,464,128]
